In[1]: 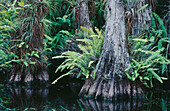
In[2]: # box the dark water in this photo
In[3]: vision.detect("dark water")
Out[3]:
[0,82,170,111]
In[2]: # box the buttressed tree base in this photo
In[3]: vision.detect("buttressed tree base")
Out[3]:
[9,0,49,85]
[79,0,153,99]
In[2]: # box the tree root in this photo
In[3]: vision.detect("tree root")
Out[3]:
[8,68,49,86]
[79,77,144,100]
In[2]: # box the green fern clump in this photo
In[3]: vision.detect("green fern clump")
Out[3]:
[43,0,76,56]
[52,26,104,84]
[126,13,170,88]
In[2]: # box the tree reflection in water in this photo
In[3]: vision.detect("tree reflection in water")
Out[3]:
[0,85,169,111]
[78,98,145,111]
[6,87,49,110]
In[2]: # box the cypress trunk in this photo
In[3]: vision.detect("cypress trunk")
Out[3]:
[75,0,90,29]
[79,0,144,100]
[9,0,49,85]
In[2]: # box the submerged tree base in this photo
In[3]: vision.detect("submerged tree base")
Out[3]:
[79,77,145,100]
[8,67,50,87]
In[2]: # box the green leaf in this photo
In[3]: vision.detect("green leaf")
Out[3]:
[12,0,17,6]
[77,71,82,78]
[11,60,21,65]
[88,61,94,67]
[59,30,71,37]
[0,49,7,57]
[125,66,132,72]
[34,54,39,58]
[150,78,153,87]
[21,1,24,6]
[137,4,148,13]
[133,38,148,42]
[44,34,52,41]
[162,63,166,74]
[29,62,35,65]
[11,53,19,59]
[143,82,149,88]
[162,98,166,111]
[23,61,28,67]
[148,68,163,83]
[144,77,149,81]
[81,26,95,35]
[139,76,143,81]
[160,77,168,80]
[52,55,67,59]
[126,73,132,80]
[52,68,77,84]
[153,12,167,37]
[42,19,52,24]
[18,42,25,48]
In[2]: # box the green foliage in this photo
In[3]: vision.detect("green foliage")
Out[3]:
[42,0,76,57]
[43,0,107,54]
[126,13,170,88]
[0,1,20,71]
[0,1,51,73]
[52,27,104,84]
[44,30,72,50]
[91,0,106,29]
[45,0,76,36]
[152,12,167,38]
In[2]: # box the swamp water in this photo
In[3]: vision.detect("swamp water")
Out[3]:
[0,81,169,111]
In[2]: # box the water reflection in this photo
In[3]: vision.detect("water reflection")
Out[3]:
[7,87,49,110]
[0,85,169,111]
[79,98,145,111]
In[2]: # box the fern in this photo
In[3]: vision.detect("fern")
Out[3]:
[126,12,170,88]
[152,12,167,38]
[52,27,104,83]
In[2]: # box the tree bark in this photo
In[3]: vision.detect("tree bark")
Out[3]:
[75,0,90,29]
[132,0,152,36]
[79,0,144,100]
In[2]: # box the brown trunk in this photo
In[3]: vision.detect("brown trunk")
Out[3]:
[9,0,49,85]
[79,0,144,100]
[132,0,152,36]
[75,0,90,29]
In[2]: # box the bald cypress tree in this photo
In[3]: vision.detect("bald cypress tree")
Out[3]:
[9,0,49,85]
[79,0,153,99]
